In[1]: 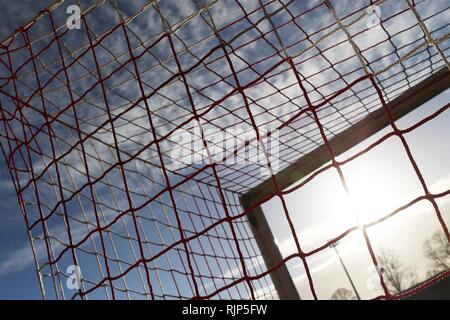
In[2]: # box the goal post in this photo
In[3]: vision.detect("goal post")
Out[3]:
[240,66,450,300]
[242,67,450,205]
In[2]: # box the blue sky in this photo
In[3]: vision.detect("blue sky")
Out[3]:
[0,0,53,299]
[0,0,448,300]
[0,164,41,299]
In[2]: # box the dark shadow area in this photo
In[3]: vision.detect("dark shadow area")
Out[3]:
[405,276,450,300]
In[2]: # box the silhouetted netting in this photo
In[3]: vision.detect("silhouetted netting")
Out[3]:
[0,0,449,299]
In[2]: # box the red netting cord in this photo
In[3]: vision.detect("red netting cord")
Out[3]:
[0,0,448,300]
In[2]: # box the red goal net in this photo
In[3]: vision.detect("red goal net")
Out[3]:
[0,0,449,299]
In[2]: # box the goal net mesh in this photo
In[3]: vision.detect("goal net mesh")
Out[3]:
[0,0,448,299]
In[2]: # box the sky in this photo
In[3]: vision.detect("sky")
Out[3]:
[263,88,450,299]
[0,0,448,300]
[0,0,54,299]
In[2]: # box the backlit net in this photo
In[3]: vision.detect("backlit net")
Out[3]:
[0,0,448,299]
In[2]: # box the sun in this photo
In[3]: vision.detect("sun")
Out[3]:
[330,171,401,233]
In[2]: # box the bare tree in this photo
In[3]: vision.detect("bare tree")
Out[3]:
[423,231,450,277]
[377,249,418,294]
[331,288,356,300]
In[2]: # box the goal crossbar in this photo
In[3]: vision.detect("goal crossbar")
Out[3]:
[240,67,450,300]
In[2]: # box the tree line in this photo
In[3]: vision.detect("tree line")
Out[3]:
[330,230,450,299]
